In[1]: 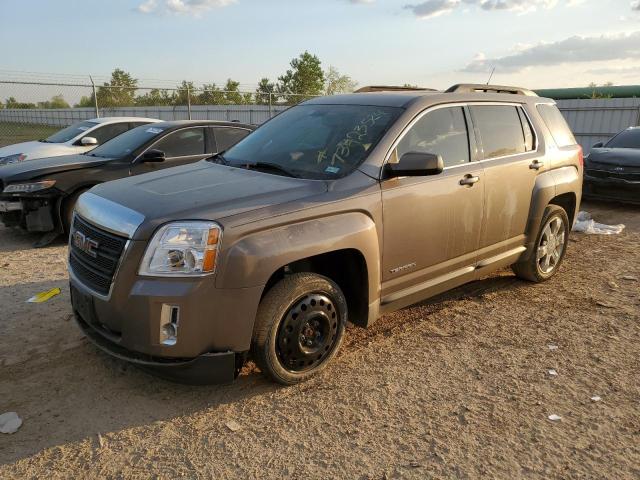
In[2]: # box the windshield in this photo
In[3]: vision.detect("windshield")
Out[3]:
[222,104,403,179]
[87,125,165,158]
[44,121,98,143]
[606,128,640,149]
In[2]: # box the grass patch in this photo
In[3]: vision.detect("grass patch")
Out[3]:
[0,122,60,147]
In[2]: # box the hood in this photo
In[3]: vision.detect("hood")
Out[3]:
[0,141,74,160]
[88,161,328,239]
[0,153,113,183]
[587,148,640,168]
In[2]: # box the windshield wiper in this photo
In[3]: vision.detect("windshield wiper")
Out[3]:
[206,152,228,165]
[244,162,298,178]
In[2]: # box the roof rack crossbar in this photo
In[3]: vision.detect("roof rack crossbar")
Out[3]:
[445,84,538,97]
[355,85,438,93]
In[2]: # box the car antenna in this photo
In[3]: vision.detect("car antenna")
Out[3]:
[486,67,496,85]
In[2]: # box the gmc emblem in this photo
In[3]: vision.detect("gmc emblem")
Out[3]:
[72,231,99,258]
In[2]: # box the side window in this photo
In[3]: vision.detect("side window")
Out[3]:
[470,105,527,159]
[536,104,576,147]
[395,107,470,168]
[153,128,205,157]
[87,123,129,144]
[517,108,535,152]
[213,127,250,152]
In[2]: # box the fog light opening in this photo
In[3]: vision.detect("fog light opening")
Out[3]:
[160,304,180,346]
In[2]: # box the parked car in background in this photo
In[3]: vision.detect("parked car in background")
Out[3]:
[583,126,640,204]
[0,117,160,165]
[0,120,255,245]
[66,84,582,385]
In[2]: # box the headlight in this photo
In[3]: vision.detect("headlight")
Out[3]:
[0,153,27,165]
[139,221,222,277]
[3,180,56,193]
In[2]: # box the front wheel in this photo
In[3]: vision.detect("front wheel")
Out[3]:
[251,273,347,385]
[512,205,570,282]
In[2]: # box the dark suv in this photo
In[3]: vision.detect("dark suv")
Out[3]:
[67,84,583,385]
[0,120,254,244]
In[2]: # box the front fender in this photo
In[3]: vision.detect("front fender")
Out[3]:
[216,212,380,303]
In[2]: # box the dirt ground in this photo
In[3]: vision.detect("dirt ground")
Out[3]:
[0,200,639,479]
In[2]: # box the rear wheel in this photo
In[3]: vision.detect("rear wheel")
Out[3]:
[251,273,347,385]
[512,205,569,282]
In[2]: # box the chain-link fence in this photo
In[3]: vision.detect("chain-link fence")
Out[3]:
[0,79,318,147]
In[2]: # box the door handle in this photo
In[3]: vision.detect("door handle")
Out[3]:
[529,160,544,170]
[459,175,480,186]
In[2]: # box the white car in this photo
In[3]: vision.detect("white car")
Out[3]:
[0,117,160,165]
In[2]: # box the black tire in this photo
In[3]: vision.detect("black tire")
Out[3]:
[62,188,89,234]
[251,273,347,385]
[512,205,570,282]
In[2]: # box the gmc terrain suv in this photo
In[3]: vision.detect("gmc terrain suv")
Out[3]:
[67,84,583,385]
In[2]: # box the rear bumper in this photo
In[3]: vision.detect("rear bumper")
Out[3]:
[583,174,640,204]
[73,305,241,385]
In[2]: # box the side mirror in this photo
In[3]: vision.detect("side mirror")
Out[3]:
[592,142,604,149]
[141,149,166,163]
[386,152,444,177]
[81,136,98,146]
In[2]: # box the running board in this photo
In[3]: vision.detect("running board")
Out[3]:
[476,246,527,268]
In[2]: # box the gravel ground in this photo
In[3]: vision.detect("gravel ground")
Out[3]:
[0,201,639,479]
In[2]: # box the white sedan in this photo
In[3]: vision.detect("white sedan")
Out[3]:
[0,117,160,165]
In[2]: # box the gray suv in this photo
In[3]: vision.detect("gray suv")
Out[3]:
[67,84,583,385]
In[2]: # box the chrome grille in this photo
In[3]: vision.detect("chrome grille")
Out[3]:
[69,215,127,296]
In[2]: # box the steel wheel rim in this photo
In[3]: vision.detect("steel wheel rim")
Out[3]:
[276,292,340,373]
[537,216,566,275]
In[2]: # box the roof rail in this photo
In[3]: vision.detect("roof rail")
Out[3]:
[355,85,437,93]
[445,84,538,97]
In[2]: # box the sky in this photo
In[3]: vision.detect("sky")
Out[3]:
[1,0,640,92]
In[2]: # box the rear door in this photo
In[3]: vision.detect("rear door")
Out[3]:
[380,105,484,306]
[469,104,541,261]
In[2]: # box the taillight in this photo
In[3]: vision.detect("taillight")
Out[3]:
[577,145,584,167]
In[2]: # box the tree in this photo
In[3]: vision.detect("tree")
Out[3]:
[135,88,176,106]
[173,80,195,106]
[255,78,275,105]
[5,96,36,109]
[38,94,70,109]
[198,83,226,105]
[277,51,325,103]
[223,79,243,105]
[96,68,138,107]
[324,66,358,95]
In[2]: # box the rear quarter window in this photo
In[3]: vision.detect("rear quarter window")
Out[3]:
[536,104,576,147]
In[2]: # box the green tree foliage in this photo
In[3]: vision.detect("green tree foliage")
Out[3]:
[96,68,138,107]
[37,94,70,109]
[277,51,325,103]
[198,83,226,105]
[255,78,275,105]
[324,66,358,95]
[223,79,243,104]
[135,88,176,106]
[5,96,36,109]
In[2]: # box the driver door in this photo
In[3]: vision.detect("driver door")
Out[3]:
[130,127,210,174]
[380,105,484,307]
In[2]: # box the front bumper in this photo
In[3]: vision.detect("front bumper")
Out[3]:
[0,195,58,231]
[73,304,240,384]
[583,174,640,205]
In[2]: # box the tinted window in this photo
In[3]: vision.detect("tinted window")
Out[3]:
[153,128,205,157]
[87,123,129,144]
[45,121,98,143]
[536,104,576,147]
[606,128,640,149]
[87,125,165,158]
[470,105,526,159]
[395,107,469,167]
[222,104,402,179]
[213,127,250,152]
